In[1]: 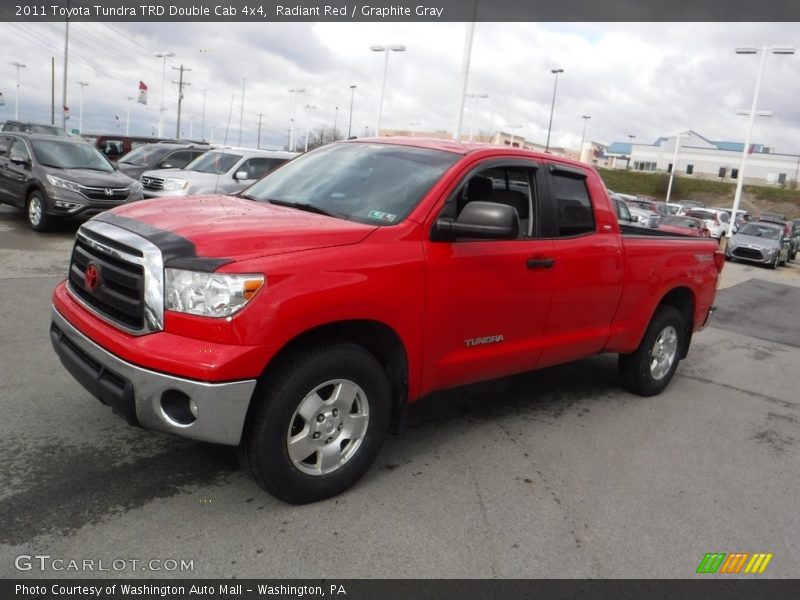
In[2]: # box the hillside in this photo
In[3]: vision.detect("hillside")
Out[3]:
[597,168,800,219]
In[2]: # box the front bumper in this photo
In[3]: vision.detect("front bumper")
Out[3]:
[726,245,777,265]
[50,307,256,446]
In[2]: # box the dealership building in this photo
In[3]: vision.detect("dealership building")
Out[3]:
[605,130,800,186]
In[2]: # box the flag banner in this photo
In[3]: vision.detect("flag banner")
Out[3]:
[138,81,148,105]
[63,105,70,119]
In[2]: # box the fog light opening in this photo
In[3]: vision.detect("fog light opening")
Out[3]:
[160,389,197,425]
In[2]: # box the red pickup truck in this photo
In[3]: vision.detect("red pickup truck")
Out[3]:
[50,138,723,503]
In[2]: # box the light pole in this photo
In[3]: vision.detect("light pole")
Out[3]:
[665,131,686,203]
[727,45,795,239]
[11,62,26,120]
[347,85,356,139]
[76,81,88,134]
[333,106,339,140]
[370,44,406,137]
[409,121,420,137]
[506,124,522,148]
[288,88,305,151]
[578,115,591,162]
[626,134,636,169]
[303,104,316,152]
[238,78,246,146]
[155,51,174,137]
[466,93,489,141]
[125,96,133,135]
[545,68,564,152]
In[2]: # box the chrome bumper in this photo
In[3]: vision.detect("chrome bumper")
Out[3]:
[51,307,257,446]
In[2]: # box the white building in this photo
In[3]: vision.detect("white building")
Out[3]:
[606,130,800,185]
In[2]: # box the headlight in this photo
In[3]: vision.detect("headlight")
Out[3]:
[129,180,142,193]
[46,174,81,193]
[165,269,264,317]
[163,177,189,191]
[637,215,648,225]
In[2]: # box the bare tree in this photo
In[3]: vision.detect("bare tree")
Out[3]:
[304,125,343,152]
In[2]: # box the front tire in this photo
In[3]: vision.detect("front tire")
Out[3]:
[26,191,52,232]
[619,305,685,397]
[240,343,392,504]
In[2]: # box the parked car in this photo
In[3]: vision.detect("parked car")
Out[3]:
[610,193,636,225]
[675,199,706,213]
[756,213,795,261]
[0,132,142,231]
[2,120,70,136]
[51,138,723,503]
[116,141,213,180]
[684,208,729,240]
[83,134,174,161]
[713,207,750,233]
[659,215,711,237]
[726,221,790,268]
[627,204,661,228]
[139,147,297,198]
[790,220,800,261]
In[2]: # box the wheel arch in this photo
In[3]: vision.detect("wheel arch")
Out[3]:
[251,319,409,435]
[656,286,695,359]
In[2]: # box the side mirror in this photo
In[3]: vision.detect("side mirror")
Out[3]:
[10,156,30,168]
[234,170,249,181]
[159,162,173,169]
[435,201,519,240]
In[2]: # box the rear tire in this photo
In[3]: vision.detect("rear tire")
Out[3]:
[619,305,685,397]
[240,343,391,504]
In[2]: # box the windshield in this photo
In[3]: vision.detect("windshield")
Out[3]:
[664,216,700,228]
[118,145,172,166]
[31,140,114,171]
[739,224,780,239]
[242,143,459,225]
[29,124,68,136]
[185,151,242,174]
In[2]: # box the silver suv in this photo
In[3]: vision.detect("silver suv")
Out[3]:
[139,147,297,198]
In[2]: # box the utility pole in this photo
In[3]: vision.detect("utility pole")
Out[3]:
[347,85,356,138]
[333,106,339,140]
[76,81,88,134]
[51,57,55,124]
[61,15,70,129]
[238,78,246,146]
[256,113,264,149]
[125,96,133,135]
[10,62,26,121]
[200,88,207,140]
[172,64,191,139]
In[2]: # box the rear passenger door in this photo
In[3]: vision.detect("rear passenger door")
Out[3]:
[536,163,624,368]
[421,160,555,394]
[0,137,32,208]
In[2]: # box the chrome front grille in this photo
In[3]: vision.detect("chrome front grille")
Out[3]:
[140,176,165,191]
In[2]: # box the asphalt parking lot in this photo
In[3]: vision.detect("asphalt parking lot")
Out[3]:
[1,204,798,579]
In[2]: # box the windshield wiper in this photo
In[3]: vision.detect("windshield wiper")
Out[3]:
[265,199,343,219]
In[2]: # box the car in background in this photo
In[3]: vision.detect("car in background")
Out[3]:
[116,141,213,180]
[790,220,800,261]
[675,199,706,213]
[0,132,142,231]
[610,193,637,225]
[757,213,795,261]
[684,208,729,240]
[139,147,297,198]
[627,204,661,228]
[726,221,790,268]
[713,207,750,233]
[658,215,711,237]
[2,120,70,136]
[83,134,175,161]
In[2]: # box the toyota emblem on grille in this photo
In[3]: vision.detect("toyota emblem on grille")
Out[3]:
[85,264,100,291]
[104,188,114,196]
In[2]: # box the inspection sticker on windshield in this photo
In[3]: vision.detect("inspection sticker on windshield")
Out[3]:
[368,210,397,222]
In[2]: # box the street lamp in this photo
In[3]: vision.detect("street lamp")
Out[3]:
[155,51,175,137]
[333,106,339,140]
[125,96,133,135]
[506,124,522,148]
[303,104,316,152]
[665,131,691,204]
[288,88,305,151]
[626,134,636,169]
[347,85,357,139]
[76,81,88,134]
[578,115,591,162]
[370,44,406,136]
[545,68,564,153]
[466,93,489,141]
[11,62,26,120]
[727,45,795,239]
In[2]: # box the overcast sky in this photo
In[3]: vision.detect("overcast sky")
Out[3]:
[2,21,800,153]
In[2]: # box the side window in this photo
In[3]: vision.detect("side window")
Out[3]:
[0,136,11,157]
[551,171,595,237]
[239,157,272,180]
[163,150,195,169]
[452,165,537,238]
[9,139,31,163]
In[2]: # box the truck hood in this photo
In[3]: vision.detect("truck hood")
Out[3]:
[102,195,378,261]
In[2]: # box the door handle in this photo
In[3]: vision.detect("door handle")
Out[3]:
[526,257,554,269]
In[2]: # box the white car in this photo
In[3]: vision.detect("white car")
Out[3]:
[140,148,297,198]
[684,208,730,240]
